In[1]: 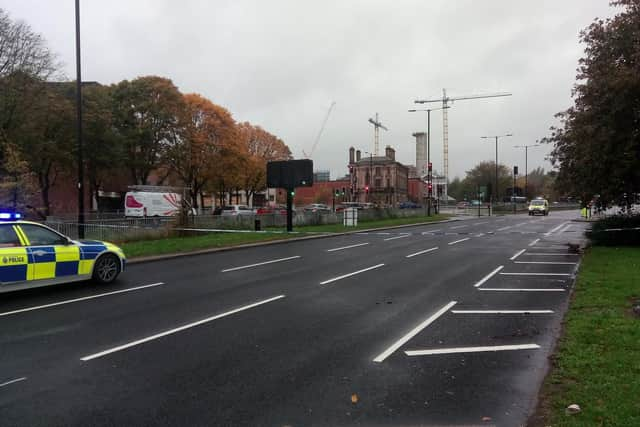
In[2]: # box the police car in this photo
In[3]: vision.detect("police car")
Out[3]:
[0,213,126,293]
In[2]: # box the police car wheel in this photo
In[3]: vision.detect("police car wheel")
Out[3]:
[93,254,121,284]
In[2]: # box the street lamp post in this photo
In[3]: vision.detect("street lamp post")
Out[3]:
[514,142,540,201]
[408,106,448,216]
[481,134,513,206]
[75,0,85,238]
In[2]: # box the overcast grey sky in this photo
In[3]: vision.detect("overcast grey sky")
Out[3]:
[4,0,615,180]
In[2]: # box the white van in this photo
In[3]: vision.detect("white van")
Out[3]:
[124,191,182,217]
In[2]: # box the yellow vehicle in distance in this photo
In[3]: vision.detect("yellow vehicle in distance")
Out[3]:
[528,198,549,216]
[0,213,126,293]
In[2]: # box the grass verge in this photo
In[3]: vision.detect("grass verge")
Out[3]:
[121,232,300,258]
[533,246,640,426]
[121,214,450,258]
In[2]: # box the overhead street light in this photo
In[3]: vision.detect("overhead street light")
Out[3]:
[481,134,513,205]
[408,106,449,215]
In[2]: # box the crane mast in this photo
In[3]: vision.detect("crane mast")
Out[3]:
[368,113,388,156]
[303,101,336,159]
[415,90,512,202]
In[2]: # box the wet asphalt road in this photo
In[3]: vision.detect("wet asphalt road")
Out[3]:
[0,210,587,426]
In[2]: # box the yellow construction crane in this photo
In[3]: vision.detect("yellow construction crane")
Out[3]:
[415,89,512,201]
[303,101,336,159]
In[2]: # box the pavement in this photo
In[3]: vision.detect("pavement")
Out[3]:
[0,210,588,426]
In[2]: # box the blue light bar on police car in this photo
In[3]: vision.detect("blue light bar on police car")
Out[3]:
[0,212,21,220]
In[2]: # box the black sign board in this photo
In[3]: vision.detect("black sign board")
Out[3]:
[267,159,313,189]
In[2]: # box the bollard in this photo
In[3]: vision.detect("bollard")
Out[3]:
[254,219,261,231]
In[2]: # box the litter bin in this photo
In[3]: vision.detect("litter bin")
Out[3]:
[254,219,261,231]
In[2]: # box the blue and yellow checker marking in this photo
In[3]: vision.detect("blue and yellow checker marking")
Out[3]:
[0,241,120,283]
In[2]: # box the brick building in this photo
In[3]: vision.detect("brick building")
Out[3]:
[348,146,408,207]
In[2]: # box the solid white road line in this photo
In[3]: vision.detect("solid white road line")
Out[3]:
[475,233,486,237]
[448,237,470,245]
[405,344,540,356]
[528,238,540,246]
[221,256,301,272]
[473,265,504,288]
[479,288,565,292]
[497,226,511,231]
[474,222,488,225]
[326,243,369,252]
[525,253,580,256]
[373,301,457,363]
[0,377,27,388]
[515,222,528,227]
[510,249,526,260]
[383,234,410,241]
[500,272,571,276]
[320,264,385,285]
[450,224,468,230]
[545,222,569,236]
[0,283,165,317]
[514,261,577,265]
[452,310,554,314]
[81,295,286,361]
[422,229,441,234]
[406,247,439,258]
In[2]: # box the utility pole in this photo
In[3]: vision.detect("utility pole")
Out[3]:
[75,0,85,238]
[481,134,513,206]
[514,142,540,201]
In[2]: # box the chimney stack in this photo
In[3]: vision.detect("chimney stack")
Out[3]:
[356,150,361,161]
[349,147,355,164]
[385,145,395,161]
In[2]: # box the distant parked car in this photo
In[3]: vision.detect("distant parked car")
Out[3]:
[304,203,331,213]
[212,206,223,216]
[456,201,470,208]
[221,205,254,217]
[256,205,290,215]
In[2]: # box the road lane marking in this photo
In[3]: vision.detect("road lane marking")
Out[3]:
[0,377,27,388]
[0,283,165,317]
[525,253,579,256]
[479,288,565,292]
[496,219,506,222]
[545,222,569,236]
[406,247,439,258]
[376,232,391,235]
[320,264,385,285]
[475,233,486,237]
[474,222,488,225]
[405,344,540,356]
[326,243,369,252]
[514,261,577,265]
[510,249,526,260]
[422,229,441,234]
[497,226,511,231]
[448,238,470,245]
[452,310,554,314]
[516,222,528,226]
[221,256,301,272]
[473,266,504,288]
[81,295,286,361]
[383,234,410,241]
[500,272,571,276]
[373,301,456,363]
[450,224,468,230]
[528,238,540,246]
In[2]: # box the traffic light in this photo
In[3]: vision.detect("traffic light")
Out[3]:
[335,189,340,196]
[341,187,346,196]
[365,185,369,193]
[428,162,432,172]
[427,183,433,192]
[290,190,295,197]
[514,166,518,175]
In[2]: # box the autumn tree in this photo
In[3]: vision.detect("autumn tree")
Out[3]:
[546,0,640,208]
[236,121,291,205]
[111,76,184,185]
[165,93,238,209]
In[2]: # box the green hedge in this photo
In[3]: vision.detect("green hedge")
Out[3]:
[587,214,640,246]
